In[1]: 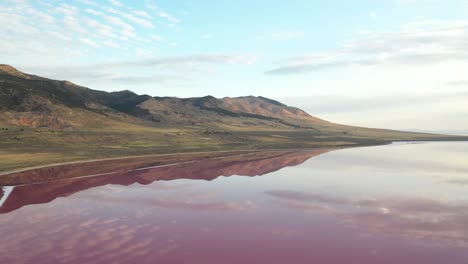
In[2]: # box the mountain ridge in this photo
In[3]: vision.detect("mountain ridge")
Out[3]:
[0,64,466,172]
[0,64,327,129]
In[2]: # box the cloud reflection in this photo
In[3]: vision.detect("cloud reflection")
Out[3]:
[267,190,468,247]
[446,179,468,186]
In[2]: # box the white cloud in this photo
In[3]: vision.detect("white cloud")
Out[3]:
[101,54,259,68]
[102,40,120,48]
[105,7,154,28]
[0,2,84,61]
[84,8,103,16]
[108,0,123,7]
[145,0,181,23]
[20,53,259,90]
[83,17,118,39]
[267,19,468,75]
[158,11,181,23]
[57,4,88,34]
[0,0,165,65]
[85,8,136,38]
[84,1,155,29]
[144,0,158,10]
[80,38,98,47]
[0,0,180,64]
[130,9,152,19]
[79,0,98,6]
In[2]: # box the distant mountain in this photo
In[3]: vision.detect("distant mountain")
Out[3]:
[0,64,327,129]
[0,64,466,172]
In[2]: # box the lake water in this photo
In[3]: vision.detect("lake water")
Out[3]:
[0,142,467,264]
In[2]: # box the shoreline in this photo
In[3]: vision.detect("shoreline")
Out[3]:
[0,147,342,177]
[2,139,468,177]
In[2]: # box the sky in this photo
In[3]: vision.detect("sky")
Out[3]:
[1,0,468,133]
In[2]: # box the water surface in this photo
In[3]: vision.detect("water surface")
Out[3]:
[0,143,467,264]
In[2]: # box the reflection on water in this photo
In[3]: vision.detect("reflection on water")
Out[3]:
[0,150,329,214]
[0,143,467,264]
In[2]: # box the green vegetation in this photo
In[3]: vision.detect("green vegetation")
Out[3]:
[1,64,467,173]
[2,122,464,173]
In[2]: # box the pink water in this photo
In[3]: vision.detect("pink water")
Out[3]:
[0,143,467,264]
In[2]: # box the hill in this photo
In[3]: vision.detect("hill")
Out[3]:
[0,64,465,172]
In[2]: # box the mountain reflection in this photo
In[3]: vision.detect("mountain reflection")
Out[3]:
[0,149,330,214]
[1,143,468,264]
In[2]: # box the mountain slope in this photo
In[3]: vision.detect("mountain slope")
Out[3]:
[0,64,466,172]
[0,64,329,130]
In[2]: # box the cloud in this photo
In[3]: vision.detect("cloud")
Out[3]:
[56,4,89,34]
[145,0,181,23]
[267,190,349,204]
[85,8,136,38]
[34,54,258,72]
[104,7,154,28]
[79,0,98,6]
[446,179,468,186]
[83,190,256,212]
[447,80,468,86]
[101,40,120,48]
[158,11,180,23]
[80,38,98,47]
[266,20,468,75]
[267,189,468,246]
[108,0,123,7]
[0,0,167,63]
[0,3,86,60]
[267,61,347,75]
[15,67,191,85]
[21,53,259,86]
[130,9,152,19]
[120,54,259,67]
[267,189,468,213]
[3,0,183,60]
[96,74,193,85]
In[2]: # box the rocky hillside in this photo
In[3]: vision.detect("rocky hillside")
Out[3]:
[0,64,327,130]
[1,64,466,172]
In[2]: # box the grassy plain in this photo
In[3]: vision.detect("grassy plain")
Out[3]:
[2,118,466,173]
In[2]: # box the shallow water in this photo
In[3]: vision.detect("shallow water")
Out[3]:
[0,143,467,264]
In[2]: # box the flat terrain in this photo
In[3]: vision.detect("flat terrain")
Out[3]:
[1,123,465,173]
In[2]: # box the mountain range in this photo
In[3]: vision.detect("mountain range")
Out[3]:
[0,64,465,172]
